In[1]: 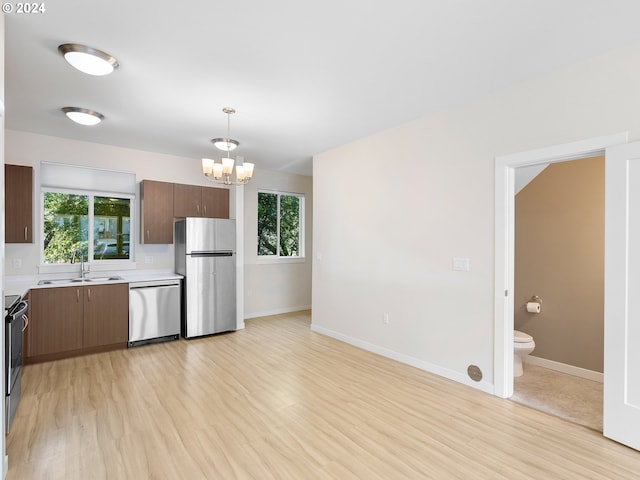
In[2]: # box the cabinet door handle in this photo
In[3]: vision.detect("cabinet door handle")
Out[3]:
[88,288,91,301]
[197,204,200,214]
[77,289,80,302]
[24,226,28,240]
[146,230,150,240]
[204,204,207,215]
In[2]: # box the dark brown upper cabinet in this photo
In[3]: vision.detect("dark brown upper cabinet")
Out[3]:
[173,183,203,218]
[140,180,174,244]
[174,184,229,219]
[202,186,230,219]
[5,164,33,244]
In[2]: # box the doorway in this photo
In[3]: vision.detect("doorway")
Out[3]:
[509,155,605,431]
[496,132,640,451]
[492,132,627,397]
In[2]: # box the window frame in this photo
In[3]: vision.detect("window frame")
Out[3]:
[40,186,136,271]
[257,189,305,263]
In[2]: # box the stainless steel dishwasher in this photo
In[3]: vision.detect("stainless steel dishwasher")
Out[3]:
[128,279,181,347]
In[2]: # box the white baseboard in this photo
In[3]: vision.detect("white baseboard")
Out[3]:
[244,305,311,320]
[524,355,603,383]
[310,324,495,395]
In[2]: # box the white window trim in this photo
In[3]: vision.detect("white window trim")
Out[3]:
[257,189,305,261]
[39,186,136,274]
[256,256,306,265]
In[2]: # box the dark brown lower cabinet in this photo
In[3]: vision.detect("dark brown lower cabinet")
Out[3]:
[83,283,129,348]
[29,286,84,358]
[27,283,128,363]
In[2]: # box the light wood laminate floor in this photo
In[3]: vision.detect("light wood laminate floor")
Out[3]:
[7,311,640,479]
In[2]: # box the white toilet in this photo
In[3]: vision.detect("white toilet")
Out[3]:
[514,330,535,377]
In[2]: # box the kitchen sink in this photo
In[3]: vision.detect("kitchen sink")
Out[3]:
[37,279,75,285]
[37,276,124,285]
[82,276,124,282]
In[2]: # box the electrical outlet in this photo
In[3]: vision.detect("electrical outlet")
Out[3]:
[383,312,390,325]
[144,256,154,264]
[12,258,22,269]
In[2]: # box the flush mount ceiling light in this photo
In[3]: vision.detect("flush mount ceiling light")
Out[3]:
[202,107,254,186]
[62,107,104,126]
[58,43,119,76]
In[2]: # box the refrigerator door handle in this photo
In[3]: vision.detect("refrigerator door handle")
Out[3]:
[190,251,233,257]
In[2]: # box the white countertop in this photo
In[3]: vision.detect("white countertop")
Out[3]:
[4,270,183,297]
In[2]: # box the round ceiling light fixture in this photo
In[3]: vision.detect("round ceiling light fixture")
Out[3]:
[58,43,119,76]
[62,107,105,126]
[211,107,239,151]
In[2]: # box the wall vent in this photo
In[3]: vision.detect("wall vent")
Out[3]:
[467,365,483,382]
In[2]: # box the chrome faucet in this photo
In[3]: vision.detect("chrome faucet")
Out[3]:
[71,249,89,278]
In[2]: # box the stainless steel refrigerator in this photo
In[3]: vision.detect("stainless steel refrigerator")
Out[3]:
[174,218,237,338]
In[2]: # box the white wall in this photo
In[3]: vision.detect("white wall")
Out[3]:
[312,42,640,393]
[243,168,312,317]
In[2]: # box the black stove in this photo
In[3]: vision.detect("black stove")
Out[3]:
[5,294,27,434]
[4,295,21,313]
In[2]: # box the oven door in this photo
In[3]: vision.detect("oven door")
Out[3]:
[6,301,27,395]
[6,300,27,433]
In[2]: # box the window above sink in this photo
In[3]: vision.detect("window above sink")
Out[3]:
[43,191,132,265]
[38,162,137,275]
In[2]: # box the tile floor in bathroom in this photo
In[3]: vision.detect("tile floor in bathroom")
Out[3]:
[510,363,603,432]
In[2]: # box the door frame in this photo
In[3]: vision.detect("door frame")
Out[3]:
[493,132,628,398]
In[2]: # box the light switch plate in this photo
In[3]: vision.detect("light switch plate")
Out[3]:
[453,257,470,271]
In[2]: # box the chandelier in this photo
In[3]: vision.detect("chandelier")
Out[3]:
[202,107,254,186]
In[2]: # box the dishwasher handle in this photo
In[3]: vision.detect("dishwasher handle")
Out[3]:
[129,279,181,289]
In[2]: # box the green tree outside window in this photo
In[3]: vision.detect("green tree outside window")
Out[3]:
[258,191,303,257]
[43,192,89,263]
[43,191,131,264]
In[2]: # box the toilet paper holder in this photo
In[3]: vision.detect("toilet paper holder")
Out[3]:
[525,295,542,313]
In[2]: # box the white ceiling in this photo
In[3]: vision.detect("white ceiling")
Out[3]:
[6,1,640,176]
